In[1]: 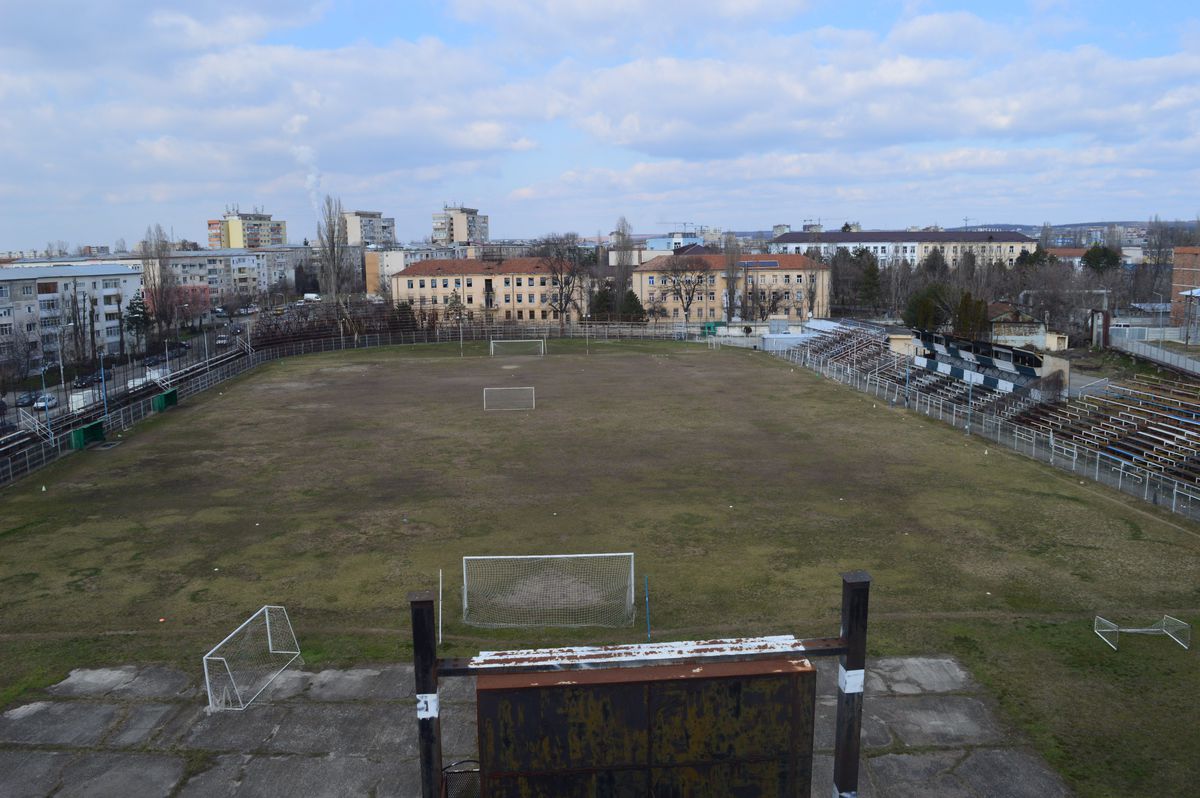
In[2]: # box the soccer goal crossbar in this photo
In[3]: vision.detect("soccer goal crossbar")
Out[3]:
[490,338,546,356]
[463,553,636,628]
[1094,614,1191,651]
[203,605,301,711]
[483,386,535,411]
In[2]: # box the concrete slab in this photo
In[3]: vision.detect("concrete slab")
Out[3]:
[152,703,208,748]
[438,673,476,703]
[46,666,137,697]
[955,748,1072,798]
[54,752,185,798]
[174,753,251,798]
[108,703,185,747]
[109,665,195,700]
[260,704,415,757]
[870,657,975,695]
[871,696,1005,747]
[181,754,391,798]
[257,669,312,702]
[0,701,121,746]
[868,752,975,798]
[440,702,478,760]
[0,750,72,797]
[306,667,411,701]
[814,695,892,751]
[180,704,289,752]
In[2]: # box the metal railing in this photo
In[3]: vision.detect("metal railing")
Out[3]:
[776,345,1200,522]
[1111,338,1200,378]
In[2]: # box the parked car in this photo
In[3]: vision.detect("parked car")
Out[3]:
[16,391,37,407]
[72,374,95,389]
[213,308,228,317]
[231,326,244,336]
[38,361,59,375]
[32,394,58,410]
[144,355,164,367]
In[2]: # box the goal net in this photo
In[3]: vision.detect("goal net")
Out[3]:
[490,338,546,356]
[203,605,301,711]
[484,386,535,411]
[463,553,635,627]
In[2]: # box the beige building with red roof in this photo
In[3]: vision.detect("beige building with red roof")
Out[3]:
[389,258,586,323]
[633,253,829,324]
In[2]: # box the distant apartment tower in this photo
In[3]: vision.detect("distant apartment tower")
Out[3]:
[343,210,396,247]
[207,208,287,249]
[432,205,488,246]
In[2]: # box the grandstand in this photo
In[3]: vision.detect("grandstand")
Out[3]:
[1013,374,1200,485]
[789,322,1200,489]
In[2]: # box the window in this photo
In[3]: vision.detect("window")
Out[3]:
[541,310,548,319]
[442,279,449,288]
[708,275,715,285]
[648,276,655,285]
[0,307,9,318]
[516,277,523,286]
[105,312,119,321]
[22,286,33,296]
[540,293,547,304]
[504,277,511,287]
[784,274,791,283]
[505,310,512,319]
[454,278,461,287]
[517,310,524,319]
[672,308,680,318]
[708,292,715,301]
[26,322,36,332]
[0,323,10,336]
[517,294,523,303]
[0,286,7,298]
[103,279,119,289]
[419,279,426,288]
[407,279,414,289]
[467,295,473,304]
[105,325,120,337]
[528,294,534,303]
[504,294,511,303]
[539,277,546,286]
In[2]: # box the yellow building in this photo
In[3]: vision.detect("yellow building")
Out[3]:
[390,258,585,323]
[633,253,829,323]
[207,210,287,249]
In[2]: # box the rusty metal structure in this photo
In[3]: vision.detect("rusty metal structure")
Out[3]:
[410,570,871,798]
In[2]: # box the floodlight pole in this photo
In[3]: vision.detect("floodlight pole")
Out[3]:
[410,591,442,798]
[833,570,871,798]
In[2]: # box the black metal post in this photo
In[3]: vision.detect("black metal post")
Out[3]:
[410,590,442,798]
[832,570,871,798]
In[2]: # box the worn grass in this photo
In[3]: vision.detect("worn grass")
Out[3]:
[1,339,1198,795]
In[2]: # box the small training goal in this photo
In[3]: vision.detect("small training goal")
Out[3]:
[463,553,636,628]
[203,605,301,711]
[1094,614,1190,651]
[490,338,546,357]
[483,386,535,411]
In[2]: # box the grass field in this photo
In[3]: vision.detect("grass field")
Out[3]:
[2,339,1198,795]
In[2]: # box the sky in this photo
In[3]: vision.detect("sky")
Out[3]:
[1,0,1198,249]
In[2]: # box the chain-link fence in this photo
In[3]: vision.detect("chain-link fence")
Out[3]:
[775,346,1200,523]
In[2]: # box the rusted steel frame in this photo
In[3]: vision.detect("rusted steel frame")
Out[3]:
[833,571,871,798]
[438,635,846,677]
[409,591,442,798]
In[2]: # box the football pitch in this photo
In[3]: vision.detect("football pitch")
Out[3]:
[1,339,1198,795]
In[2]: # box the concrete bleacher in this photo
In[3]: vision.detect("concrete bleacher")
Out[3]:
[1012,374,1200,484]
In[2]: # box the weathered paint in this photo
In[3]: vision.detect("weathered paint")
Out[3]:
[469,635,826,669]
[477,658,815,797]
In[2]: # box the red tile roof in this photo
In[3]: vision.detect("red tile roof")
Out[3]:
[397,258,553,276]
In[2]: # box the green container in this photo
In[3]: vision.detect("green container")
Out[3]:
[152,389,178,413]
[70,421,105,450]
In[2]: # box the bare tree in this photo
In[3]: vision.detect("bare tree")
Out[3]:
[722,233,742,322]
[537,233,590,332]
[317,195,354,305]
[662,254,711,324]
[611,216,636,320]
[140,224,179,340]
[113,238,127,253]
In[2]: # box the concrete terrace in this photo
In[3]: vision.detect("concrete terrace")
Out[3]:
[0,656,1071,797]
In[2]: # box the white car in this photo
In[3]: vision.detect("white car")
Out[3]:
[32,393,58,410]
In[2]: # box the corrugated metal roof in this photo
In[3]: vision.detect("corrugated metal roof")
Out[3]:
[468,635,825,669]
[0,264,142,280]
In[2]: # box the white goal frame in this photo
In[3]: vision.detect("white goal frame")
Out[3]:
[203,605,301,711]
[483,386,536,411]
[462,553,636,628]
[490,338,546,356]
[1094,614,1190,651]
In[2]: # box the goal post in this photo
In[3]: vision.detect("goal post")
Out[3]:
[490,338,546,357]
[203,605,301,711]
[463,553,636,628]
[483,386,535,411]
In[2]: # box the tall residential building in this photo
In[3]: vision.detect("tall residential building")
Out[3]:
[342,210,396,247]
[207,209,288,249]
[432,205,488,246]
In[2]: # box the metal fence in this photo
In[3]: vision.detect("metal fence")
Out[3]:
[0,323,701,490]
[1111,338,1200,378]
[776,346,1200,523]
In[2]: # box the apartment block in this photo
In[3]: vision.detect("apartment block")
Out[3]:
[771,230,1035,268]
[207,209,288,249]
[432,206,489,246]
[0,262,144,365]
[343,210,396,247]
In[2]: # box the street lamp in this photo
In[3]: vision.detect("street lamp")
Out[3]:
[57,322,74,410]
[585,314,591,354]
